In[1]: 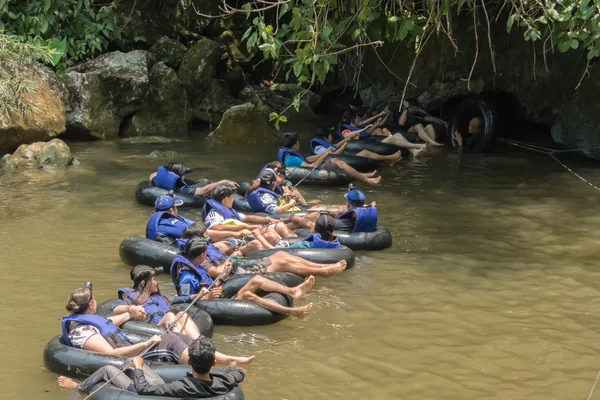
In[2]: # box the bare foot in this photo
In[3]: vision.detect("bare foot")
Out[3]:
[364,170,378,177]
[367,176,382,184]
[230,355,255,365]
[292,276,315,300]
[410,147,426,157]
[290,303,313,318]
[432,141,444,147]
[324,263,347,277]
[58,376,78,390]
[387,151,403,166]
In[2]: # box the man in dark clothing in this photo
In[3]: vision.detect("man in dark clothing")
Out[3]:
[57,336,245,398]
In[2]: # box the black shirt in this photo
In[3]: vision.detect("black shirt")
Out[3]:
[134,367,244,397]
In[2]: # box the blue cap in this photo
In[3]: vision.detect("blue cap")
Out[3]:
[155,195,184,211]
[344,187,366,205]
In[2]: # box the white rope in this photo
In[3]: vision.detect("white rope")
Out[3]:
[587,368,600,400]
[498,138,600,193]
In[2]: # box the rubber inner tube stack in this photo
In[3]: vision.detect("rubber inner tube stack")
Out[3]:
[342,140,406,156]
[119,236,356,272]
[96,299,215,339]
[447,97,498,152]
[285,166,352,186]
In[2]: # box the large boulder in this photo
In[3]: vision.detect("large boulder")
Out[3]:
[121,62,189,138]
[192,78,238,126]
[209,103,276,144]
[68,50,149,117]
[148,36,188,70]
[2,139,74,169]
[0,55,68,154]
[178,39,224,96]
[63,72,122,140]
[217,30,253,66]
[551,66,600,158]
[238,84,321,123]
[64,50,149,139]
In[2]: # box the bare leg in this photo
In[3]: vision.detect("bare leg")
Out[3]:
[267,251,347,277]
[329,159,381,184]
[370,127,392,137]
[356,149,403,166]
[178,348,255,367]
[237,275,314,300]
[174,311,201,339]
[307,204,346,214]
[237,239,262,255]
[414,123,442,146]
[263,229,284,244]
[236,275,315,317]
[270,221,298,238]
[158,312,184,334]
[425,124,443,146]
[287,215,316,230]
[382,133,426,150]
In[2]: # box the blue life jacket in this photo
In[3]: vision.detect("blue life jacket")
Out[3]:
[277,147,306,164]
[176,239,226,266]
[202,199,241,224]
[61,314,131,348]
[153,166,187,191]
[146,211,167,240]
[303,233,341,249]
[246,187,281,212]
[309,138,334,154]
[337,124,368,139]
[170,255,213,296]
[118,288,171,324]
[338,206,378,233]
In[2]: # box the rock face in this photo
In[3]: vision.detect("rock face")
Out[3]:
[209,103,276,144]
[64,50,149,139]
[2,139,74,169]
[148,36,188,70]
[0,55,68,154]
[178,39,224,96]
[121,62,188,137]
[239,84,321,124]
[192,79,238,125]
[551,66,600,157]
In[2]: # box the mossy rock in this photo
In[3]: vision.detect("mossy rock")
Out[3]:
[209,103,276,144]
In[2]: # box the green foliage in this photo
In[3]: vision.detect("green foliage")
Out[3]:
[0,0,119,68]
[240,0,598,88]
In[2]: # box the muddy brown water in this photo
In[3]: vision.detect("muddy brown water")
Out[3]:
[1,139,600,399]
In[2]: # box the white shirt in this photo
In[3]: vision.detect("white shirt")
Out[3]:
[204,209,246,228]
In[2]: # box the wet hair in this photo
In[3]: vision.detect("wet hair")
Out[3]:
[314,213,336,241]
[129,265,170,307]
[211,183,237,202]
[282,132,299,148]
[164,162,191,177]
[65,287,93,314]
[470,117,483,134]
[188,336,216,374]
[316,127,334,139]
[266,161,283,170]
[184,237,209,260]
[182,222,208,240]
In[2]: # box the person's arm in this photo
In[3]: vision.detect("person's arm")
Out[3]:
[206,228,250,240]
[209,223,253,232]
[251,229,275,249]
[206,259,234,278]
[355,112,385,127]
[83,334,161,357]
[304,148,332,165]
[193,180,239,197]
[398,101,410,127]
[112,303,147,320]
[274,199,296,213]
[243,214,278,224]
[149,172,157,182]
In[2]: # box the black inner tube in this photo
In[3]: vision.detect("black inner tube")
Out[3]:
[447,98,497,152]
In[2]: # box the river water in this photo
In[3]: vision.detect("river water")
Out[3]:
[2,139,600,399]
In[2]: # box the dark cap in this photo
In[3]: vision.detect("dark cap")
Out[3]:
[344,187,366,206]
[316,127,334,138]
[165,162,192,176]
[155,194,184,211]
[314,213,336,240]
[211,183,237,201]
[282,132,299,148]
[259,168,277,185]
